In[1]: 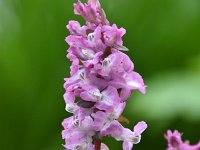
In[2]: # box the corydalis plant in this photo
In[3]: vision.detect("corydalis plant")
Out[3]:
[165,130,200,150]
[62,0,147,149]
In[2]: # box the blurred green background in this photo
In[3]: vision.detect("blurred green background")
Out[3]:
[0,0,200,149]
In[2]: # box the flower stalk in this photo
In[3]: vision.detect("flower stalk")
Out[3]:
[94,139,101,150]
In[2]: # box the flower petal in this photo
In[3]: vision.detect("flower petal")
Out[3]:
[133,121,148,136]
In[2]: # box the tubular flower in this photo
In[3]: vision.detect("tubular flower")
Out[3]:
[62,0,147,149]
[165,130,200,150]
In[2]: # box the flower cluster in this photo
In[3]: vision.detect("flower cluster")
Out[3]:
[165,130,200,150]
[62,0,147,149]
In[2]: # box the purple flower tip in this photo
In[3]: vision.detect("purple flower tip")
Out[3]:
[165,130,200,150]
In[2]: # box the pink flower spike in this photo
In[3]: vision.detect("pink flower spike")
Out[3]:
[62,0,147,149]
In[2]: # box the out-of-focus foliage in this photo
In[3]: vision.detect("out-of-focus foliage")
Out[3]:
[0,0,200,149]
[130,69,200,122]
